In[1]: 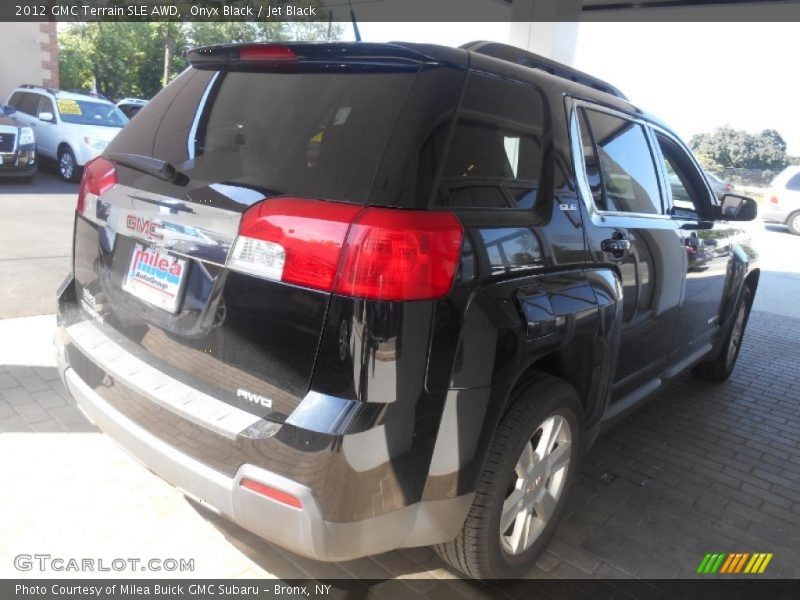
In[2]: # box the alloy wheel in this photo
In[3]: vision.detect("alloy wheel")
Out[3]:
[60,152,74,181]
[726,300,747,368]
[499,414,572,555]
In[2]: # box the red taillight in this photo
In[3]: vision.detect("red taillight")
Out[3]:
[240,478,302,509]
[770,196,779,205]
[724,183,732,191]
[230,199,464,301]
[77,157,116,217]
[335,209,463,301]
[232,198,362,291]
[239,44,297,62]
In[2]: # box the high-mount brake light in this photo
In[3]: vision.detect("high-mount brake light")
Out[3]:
[239,44,298,61]
[77,157,116,218]
[229,199,464,301]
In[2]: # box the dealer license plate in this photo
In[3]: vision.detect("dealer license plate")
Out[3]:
[122,244,187,313]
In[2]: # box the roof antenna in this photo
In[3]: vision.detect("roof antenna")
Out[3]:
[347,0,362,42]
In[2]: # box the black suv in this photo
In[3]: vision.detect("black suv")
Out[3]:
[55,41,759,579]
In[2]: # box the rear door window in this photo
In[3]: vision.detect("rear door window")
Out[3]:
[435,72,545,209]
[579,108,663,215]
[16,93,41,116]
[7,92,23,110]
[36,96,54,118]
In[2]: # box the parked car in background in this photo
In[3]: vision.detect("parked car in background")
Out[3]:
[116,98,148,119]
[705,171,733,200]
[0,103,36,181]
[6,85,128,182]
[762,165,800,235]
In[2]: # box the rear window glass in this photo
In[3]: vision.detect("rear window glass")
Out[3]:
[108,68,416,205]
[786,172,800,191]
[435,72,545,209]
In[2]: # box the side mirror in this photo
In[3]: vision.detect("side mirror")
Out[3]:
[3,104,16,115]
[39,112,54,123]
[717,193,757,222]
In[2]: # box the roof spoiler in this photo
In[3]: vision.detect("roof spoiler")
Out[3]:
[186,42,451,71]
[461,41,628,100]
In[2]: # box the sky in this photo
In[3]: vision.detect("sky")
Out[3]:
[349,22,800,155]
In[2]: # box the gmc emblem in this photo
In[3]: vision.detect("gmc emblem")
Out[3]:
[126,215,163,240]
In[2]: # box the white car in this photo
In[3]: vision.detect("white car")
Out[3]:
[116,98,148,119]
[762,165,800,235]
[6,85,128,182]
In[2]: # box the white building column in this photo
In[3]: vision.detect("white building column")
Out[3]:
[508,0,583,65]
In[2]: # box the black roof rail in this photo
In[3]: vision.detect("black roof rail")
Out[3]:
[460,41,628,101]
[20,83,57,95]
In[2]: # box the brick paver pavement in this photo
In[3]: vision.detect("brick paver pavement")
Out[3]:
[1,309,798,589]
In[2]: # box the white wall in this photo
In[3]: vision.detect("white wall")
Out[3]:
[0,22,58,103]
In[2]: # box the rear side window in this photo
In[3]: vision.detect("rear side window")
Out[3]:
[15,93,41,116]
[108,68,416,205]
[579,108,662,215]
[435,72,545,209]
[7,92,23,110]
[787,172,800,191]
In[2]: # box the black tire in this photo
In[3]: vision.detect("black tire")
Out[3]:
[58,146,79,183]
[435,373,583,579]
[787,212,800,236]
[692,286,752,382]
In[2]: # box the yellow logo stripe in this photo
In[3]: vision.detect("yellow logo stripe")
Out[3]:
[758,553,774,574]
[744,554,760,574]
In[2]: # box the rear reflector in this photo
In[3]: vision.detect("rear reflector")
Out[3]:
[230,198,464,301]
[239,44,297,62]
[240,478,302,509]
[77,157,116,218]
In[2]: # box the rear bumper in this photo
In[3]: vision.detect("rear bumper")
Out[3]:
[54,316,471,561]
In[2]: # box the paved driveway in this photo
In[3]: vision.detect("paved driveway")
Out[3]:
[0,170,77,318]
[1,178,799,590]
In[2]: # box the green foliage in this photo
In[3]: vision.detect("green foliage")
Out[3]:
[693,152,724,175]
[58,18,343,101]
[690,126,788,170]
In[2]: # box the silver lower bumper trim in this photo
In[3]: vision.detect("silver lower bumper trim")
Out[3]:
[58,329,473,561]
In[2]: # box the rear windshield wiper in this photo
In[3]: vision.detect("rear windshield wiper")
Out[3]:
[107,153,187,185]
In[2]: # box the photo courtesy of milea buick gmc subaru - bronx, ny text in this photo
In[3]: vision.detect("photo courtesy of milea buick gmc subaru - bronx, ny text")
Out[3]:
[6,85,128,182]
[54,41,760,579]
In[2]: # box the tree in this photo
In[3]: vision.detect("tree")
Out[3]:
[690,126,788,170]
[59,17,342,101]
[186,20,340,47]
[57,24,94,92]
